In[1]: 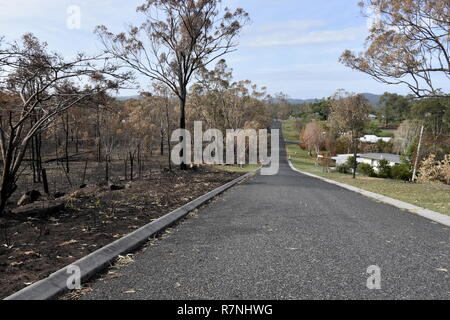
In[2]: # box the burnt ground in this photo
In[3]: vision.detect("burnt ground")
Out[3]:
[0,166,242,299]
[5,155,172,207]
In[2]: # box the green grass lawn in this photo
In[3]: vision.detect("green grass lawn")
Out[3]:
[379,129,396,138]
[283,120,450,216]
[282,119,300,143]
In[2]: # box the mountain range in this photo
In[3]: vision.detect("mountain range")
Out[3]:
[117,93,384,107]
[287,93,383,107]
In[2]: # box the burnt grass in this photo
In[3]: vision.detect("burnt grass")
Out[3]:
[0,166,242,299]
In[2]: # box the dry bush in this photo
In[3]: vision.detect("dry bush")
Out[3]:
[418,154,450,185]
[441,155,450,185]
[335,134,352,154]
[359,142,378,153]
[300,120,326,156]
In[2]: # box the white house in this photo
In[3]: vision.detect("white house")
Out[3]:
[332,153,401,173]
[359,135,392,143]
[332,154,355,166]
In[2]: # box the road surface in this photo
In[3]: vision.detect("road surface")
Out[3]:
[83,128,449,300]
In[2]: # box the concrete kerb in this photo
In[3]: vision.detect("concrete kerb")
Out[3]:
[4,170,257,300]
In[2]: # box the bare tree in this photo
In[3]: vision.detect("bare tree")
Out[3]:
[190,59,271,133]
[301,120,325,163]
[340,0,450,98]
[393,119,422,154]
[95,0,249,169]
[329,90,371,179]
[151,83,177,171]
[0,33,128,214]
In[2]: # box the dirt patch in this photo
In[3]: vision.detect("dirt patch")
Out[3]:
[0,167,242,299]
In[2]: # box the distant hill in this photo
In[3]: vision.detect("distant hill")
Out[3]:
[116,95,141,101]
[361,93,382,107]
[287,98,320,104]
[287,93,383,107]
[117,93,384,106]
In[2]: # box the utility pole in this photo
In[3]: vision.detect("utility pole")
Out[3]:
[412,125,425,182]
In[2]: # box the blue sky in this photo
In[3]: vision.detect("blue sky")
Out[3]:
[1,0,444,99]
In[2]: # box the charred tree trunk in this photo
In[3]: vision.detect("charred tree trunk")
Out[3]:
[165,97,172,172]
[42,168,49,195]
[82,159,88,185]
[54,130,59,166]
[352,135,358,179]
[0,123,19,214]
[96,108,102,163]
[30,132,37,183]
[64,113,70,173]
[74,126,80,154]
[124,157,128,181]
[129,151,134,181]
[137,144,142,179]
[179,94,187,170]
[36,131,42,182]
[160,122,164,156]
[29,116,42,183]
[0,163,17,215]
[105,155,110,182]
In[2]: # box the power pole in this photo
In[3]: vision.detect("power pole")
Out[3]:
[412,125,425,182]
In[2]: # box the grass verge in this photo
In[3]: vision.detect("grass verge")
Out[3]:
[283,120,450,216]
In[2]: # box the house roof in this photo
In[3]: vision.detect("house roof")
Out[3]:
[359,153,401,163]
[360,135,392,142]
[332,153,402,164]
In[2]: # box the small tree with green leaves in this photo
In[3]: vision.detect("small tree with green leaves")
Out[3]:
[358,163,377,177]
[330,90,371,178]
[377,159,392,179]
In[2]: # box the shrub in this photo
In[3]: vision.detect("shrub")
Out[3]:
[346,156,358,169]
[418,154,441,183]
[335,135,352,154]
[337,164,350,174]
[375,140,394,153]
[358,163,376,177]
[418,154,450,185]
[441,155,450,185]
[365,121,382,136]
[360,142,378,153]
[391,163,412,181]
[377,159,392,179]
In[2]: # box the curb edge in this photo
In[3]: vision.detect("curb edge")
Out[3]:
[288,160,450,228]
[4,170,257,300]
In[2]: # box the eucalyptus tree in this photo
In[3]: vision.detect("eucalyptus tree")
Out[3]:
[341,0,450,98]
[329,90,371,179]
[96,0,250,169]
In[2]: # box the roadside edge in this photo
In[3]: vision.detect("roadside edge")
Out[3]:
[288,160,450,227]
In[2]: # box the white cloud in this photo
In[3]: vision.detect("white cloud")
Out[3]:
[0,0,61,19]
[243,25,367,48]
[254,20,326,33]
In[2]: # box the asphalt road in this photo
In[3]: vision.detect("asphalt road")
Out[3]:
[83,129,449,300]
